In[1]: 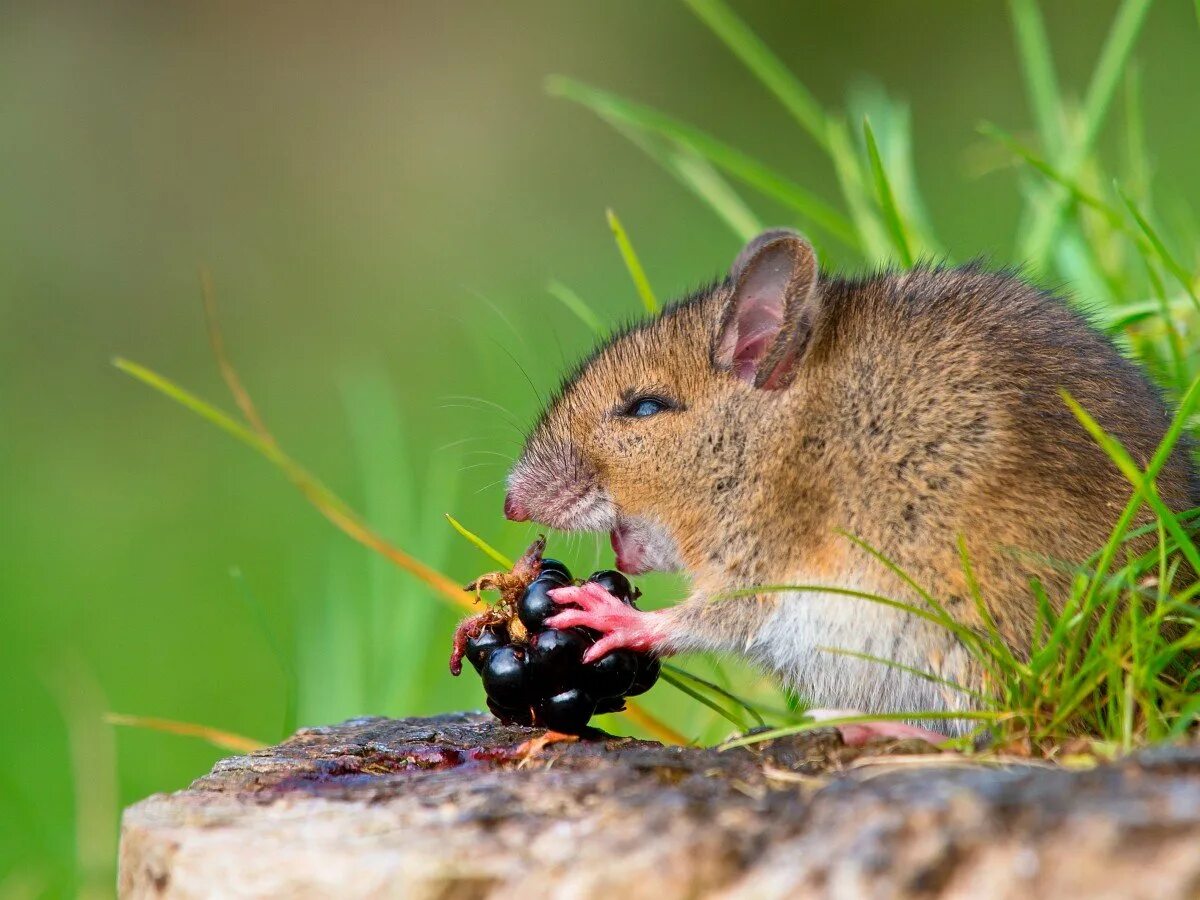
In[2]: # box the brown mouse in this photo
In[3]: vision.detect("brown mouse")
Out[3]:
[503,229,1197,735]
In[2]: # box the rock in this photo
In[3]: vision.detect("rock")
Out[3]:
[119,714,1200,899]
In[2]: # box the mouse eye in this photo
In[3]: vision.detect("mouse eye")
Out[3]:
[619,395,675,419]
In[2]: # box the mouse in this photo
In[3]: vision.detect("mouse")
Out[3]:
[502,229,1197,739]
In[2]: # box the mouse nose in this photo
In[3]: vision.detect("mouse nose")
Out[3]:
[504,491,531,522]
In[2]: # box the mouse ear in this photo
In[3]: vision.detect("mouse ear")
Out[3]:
[713,230,820,390]
[728,228,804,277]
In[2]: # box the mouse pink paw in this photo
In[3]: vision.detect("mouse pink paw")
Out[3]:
[546,583,670,662]
[805,709,949,748]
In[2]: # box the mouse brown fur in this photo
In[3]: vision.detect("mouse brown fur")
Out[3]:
[505,230,1197,731]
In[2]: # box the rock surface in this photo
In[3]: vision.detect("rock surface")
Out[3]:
[119,714,1200,899]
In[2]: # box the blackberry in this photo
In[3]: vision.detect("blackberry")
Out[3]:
[625,655,661,697]
[481,645,528,708]
[587,569,638,603]
[537,688,596,733]
[487,697,534,727]
[594,696,627,715]
[539,558,572,581]
[525,627,590,693]
[582,648,638,698]
[452,541,661,735]
[536,568,573,588]
[465,623,508,672]
[517,575,568,632]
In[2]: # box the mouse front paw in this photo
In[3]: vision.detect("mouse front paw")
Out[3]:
[545,582,670,662]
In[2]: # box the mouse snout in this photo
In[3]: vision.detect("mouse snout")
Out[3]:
[503,491,531,522]
[504,442,616,532]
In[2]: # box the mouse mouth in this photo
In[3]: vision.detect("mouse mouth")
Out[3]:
[610,523,650,575]
[609,517,682,575]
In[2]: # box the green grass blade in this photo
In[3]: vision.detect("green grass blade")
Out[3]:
[1122,66,1150,200]
[848,88,944,258]
[1078,0,1155,154]
[1028,577,1055,650]
[299,550,367,722]
[665,144,764,241]
[979,123,1123,227]
[718,710,1008,750]
[660,669,748,730]
[1008,0,1066,158]
[546,280,604,335]
[838,532,936,604]
[1060,392,1200,575]
[1044,661,1122,733]
[826,118,890,260]
[1020,0,1155,267]
[113,357,475,610]
[117,354,359,523]
[662,663,767,727]
[982,122,1198,324]
[606,208,659,314]
[833,532,1010,683]
[1168,694,1200,739]
[546,76,858,248]
[405,434,463,713]
[1117,185,1200,312]
[722,583,988,659]
[837,532,965,628]
[1095,297,1175,331]
[1055,374,1200,675]
[445,514,514,569]
[681,0,930,263]
[957,536,1028,675]
[679,0,829,149]
[816,646,984,700]
[581,114,763,241]
[1064,382,1200,511]
[341,371,417,711]
[229,567,298,739]
[863,117,914,267]
[112,359,322,501]
[1137,257,1188,390]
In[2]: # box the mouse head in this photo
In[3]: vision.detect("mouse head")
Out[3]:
[505,229,823,578]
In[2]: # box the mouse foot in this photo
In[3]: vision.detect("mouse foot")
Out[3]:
[804,709,949,748]
[544,582,670,662]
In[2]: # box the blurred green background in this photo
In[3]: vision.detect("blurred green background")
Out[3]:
[2,1,1199,895]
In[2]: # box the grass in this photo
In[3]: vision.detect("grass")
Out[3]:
[548,0,1200,753]
[115,0,1200,767]
[559,0,1199,753]
[605,209,659,314]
